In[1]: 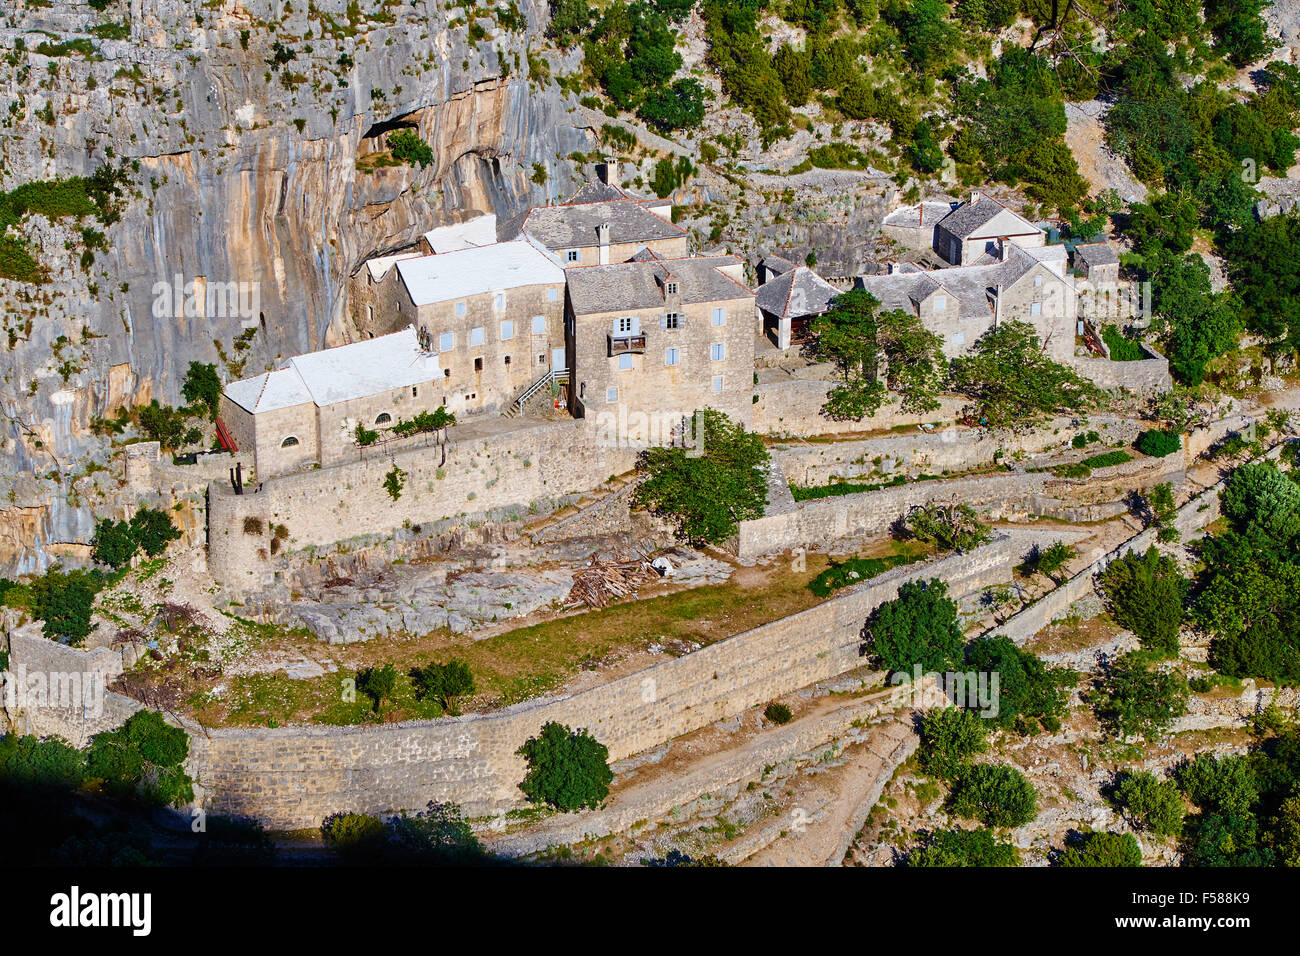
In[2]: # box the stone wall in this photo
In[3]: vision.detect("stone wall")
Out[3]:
[207,418,637,592]
[1,618,140,747]
[1068,344,1172,394]
[183,531,1054,829]
[753,382,966,438]
[736,472,1054,561]
[987,442,1286,645]
[773,415,1140,486]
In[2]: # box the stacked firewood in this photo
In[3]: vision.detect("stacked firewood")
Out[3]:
[563,557,661,609]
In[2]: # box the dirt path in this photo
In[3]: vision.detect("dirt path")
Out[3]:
[742,718,916,867]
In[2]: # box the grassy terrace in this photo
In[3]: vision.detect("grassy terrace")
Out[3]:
[187,542,924,729]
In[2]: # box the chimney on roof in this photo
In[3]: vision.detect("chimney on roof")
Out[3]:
[970,190,981,204]
[597,161,619,187]
[597,221,611,266]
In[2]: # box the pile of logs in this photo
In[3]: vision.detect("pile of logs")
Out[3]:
[563,557,661,609]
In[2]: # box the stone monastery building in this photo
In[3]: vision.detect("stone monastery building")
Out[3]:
[221,179,1138,480]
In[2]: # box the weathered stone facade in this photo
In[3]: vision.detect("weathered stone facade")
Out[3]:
[566,256,757,429]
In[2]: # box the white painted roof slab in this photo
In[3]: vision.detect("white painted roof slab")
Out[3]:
[224,326,441,413]
[422,214,498,253]
[395,238,565,307]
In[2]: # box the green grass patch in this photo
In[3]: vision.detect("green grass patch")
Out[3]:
[1101,325,1145,362]
[808,544,928,597]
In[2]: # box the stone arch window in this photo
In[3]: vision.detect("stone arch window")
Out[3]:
[281,436,300,448]
[375,413,392,425]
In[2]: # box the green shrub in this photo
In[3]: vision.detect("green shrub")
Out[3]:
[1096,546,1188,654]
[1136,429,1181,457]
[1089,651,1189,739]
[864,578,965,673]
[1101,325,1146,361]
[903,827,1021,866]
[1056,831,1143,866]
[321,812,388,858]
[86,711,193,807]
[91,518,138,569]
[516,721,613,811]
[1174,753,1259,816]
[0,734,85,791]
[388,130,433,167]
[946,764,1038,828]
[1112,770,1186,836]
[130,507,182,557]
[917,708,988,779]
[763,702,793,725]
[963,636,1075,732]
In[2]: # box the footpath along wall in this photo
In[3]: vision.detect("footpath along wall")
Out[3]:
[181,530,1063,829]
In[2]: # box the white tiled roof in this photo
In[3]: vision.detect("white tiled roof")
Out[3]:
[395,238,564,307]
[422,214,498,253]
[223,326,442,413]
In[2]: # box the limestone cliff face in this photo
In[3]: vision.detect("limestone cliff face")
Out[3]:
[0,0,596,572]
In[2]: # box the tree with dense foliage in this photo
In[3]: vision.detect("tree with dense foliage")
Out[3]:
[876,308,947,413]
[30,569,99,644]
[952,48,1088,212]
[1096,546,1188,655]
[86,711,194,807]
[1136,428,1181,458]
[516,721,613,811]
[947,763,1038,828]
[355,663,398,715]
[902,827,1021,866]
[388,130,434,167]
[91,518,138,569]
[1056,831,1143,866]
[811,289,887,420]
[1192,462,1300,684]
[181,362,222,419]
[963,636,1075,733]
[1225,213,1300,352]
[1111,770,1187,837]
[410,659,476,714]
[917,707,988,779]
[1089,651,1190,739]
[864,578,965,674]
[130,507,183,557]
[1175,753,1259,816]
[950,321,1101,426]
[632,409,768,545]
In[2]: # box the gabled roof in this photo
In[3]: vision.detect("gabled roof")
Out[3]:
[394,238,564,307]
[755,266,840,320]
[937,194,1039,239]
[1074,242,1119,267]
[860,245,1058,322]
[566,256,753,315]
[567,181,640,204]
[223,327,443,414]
[882,201,956,229]
[223,367,313,414]
[521,199,686,251]
[760,254,798,277]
